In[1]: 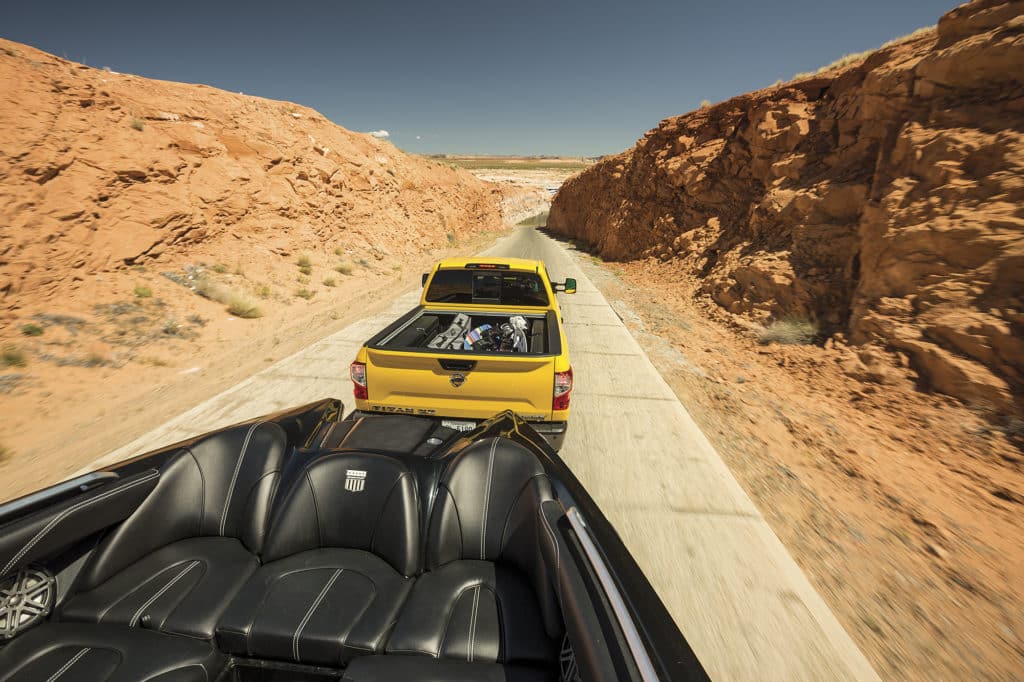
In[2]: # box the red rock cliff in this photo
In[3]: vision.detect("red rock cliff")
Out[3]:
[549,0,1024,414]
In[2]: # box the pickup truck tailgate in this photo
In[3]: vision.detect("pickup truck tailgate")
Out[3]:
[365,348,554,421]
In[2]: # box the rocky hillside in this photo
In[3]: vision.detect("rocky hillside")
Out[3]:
[549,0,1023,415]
[0,38,511,319]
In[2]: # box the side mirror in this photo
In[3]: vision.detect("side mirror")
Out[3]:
[563,278,577,294]
[421,273,429,287]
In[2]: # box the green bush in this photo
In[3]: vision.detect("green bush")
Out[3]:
[2,346,26,367]
[20,323,44,336]
[134,284,152,298]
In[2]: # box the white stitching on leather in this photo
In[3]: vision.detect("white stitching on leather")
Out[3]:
[219,422,264,536]
[467,584,480,662]
[129,560,200,627]
[46,646,90,682]
[319,421,338,449]
[292,568,343,662]
[480,439,498,559]
[1,471,159,576]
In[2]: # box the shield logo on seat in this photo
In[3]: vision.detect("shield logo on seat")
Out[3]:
[344,470,366,492]
[449,373,466,388]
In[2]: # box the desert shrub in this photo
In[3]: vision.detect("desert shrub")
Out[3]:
[334,247,343,256]
[162,319,181,335]
[323,278,337,287]
[335,262,353,275]
[699,99,711,108]
[20,323,44,336]
[446,232,457,244]
[2,346,26,367]
[211,263,228,274]
[130,118,145,131]
[134,284,152,298]
[256,284,272,299]
[295,288,315,300]
[758,317,818,345]
[298,264,312,276]
[227,296,262,318]
[0,444,9,461]
[296,254,312,268]
[357,258,369,267]
[193,277,228,303]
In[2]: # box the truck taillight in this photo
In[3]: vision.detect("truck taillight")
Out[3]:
[553,367,573,411]
[350,361,368,400]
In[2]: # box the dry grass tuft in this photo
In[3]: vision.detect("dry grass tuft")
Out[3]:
[334,262,353,275]
[323,278,337,287]
[295,288,316,300]
[792,25,934,81]
[758,317,818,345]
[227,296,262,318]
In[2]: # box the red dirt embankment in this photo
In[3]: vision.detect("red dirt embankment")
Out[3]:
[0,38,508,313]
[550,0,1024,417]
[0,38,532,499]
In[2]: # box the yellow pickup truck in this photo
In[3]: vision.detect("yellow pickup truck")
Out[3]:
[349,257,575,449]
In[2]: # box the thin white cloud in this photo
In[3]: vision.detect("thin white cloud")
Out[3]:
[368,130,390,139]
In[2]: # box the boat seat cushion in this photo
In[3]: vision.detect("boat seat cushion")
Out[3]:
[0,623,226,682]
[386,560,556,666]
[61,536,258,640]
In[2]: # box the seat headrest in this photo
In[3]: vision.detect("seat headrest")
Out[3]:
[263,452,421,575]
[427,437,551,567]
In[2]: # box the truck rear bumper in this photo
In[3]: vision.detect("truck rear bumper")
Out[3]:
[528,420,568,451]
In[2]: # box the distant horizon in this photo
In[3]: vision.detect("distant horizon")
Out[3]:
[2,0,956,156]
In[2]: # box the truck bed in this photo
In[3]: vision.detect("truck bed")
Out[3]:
[368,307,558,355]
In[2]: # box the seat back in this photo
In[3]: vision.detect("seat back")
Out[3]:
[77,421,287,590]
[427,437,560,634]
[262,452,420,576]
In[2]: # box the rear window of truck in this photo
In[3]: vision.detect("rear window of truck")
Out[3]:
[426,269,549,306]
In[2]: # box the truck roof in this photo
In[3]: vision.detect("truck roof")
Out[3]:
[434,257,542,272]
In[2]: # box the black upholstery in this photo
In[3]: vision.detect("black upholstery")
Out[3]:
[386,560,554,664]
[0,470,159,578]
[216,452,420,665]
[260,451,420,573]
[0,623,226,682]
[217,548,413,665]
[388,438,560,665]
[60,537,259,639]
[61,421,287,639]
[343,656,556,682]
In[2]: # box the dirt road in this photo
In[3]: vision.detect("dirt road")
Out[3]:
[84,226,879,681]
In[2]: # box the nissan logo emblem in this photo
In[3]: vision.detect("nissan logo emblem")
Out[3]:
[449,372,466,388]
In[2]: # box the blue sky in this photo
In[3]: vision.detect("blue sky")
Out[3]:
[3,0,955,156]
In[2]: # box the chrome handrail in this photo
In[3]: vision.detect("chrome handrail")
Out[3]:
[565,506,658,682]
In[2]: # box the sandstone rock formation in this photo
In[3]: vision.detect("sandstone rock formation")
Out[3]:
[549,0,1023,414]
[0,38,509,318]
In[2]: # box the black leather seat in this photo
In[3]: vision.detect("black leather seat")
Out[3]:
[0,623,226,682]
[386,438,561,666]
[342,655,556,681]
[60,421,287,640]
[216,451,420,666]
